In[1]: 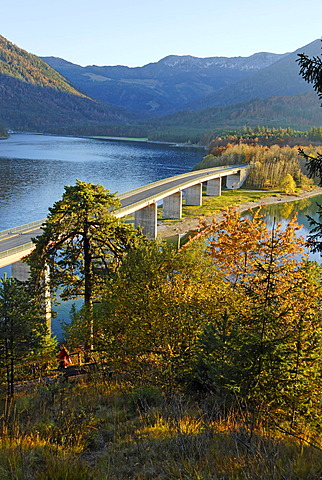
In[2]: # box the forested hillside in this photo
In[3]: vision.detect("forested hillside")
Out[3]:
[0,73,131,132]
[147,91,322,140]
[42,52,285,117]
[0,35,135,131]
[0,35,84,96]
[46,91,322,144]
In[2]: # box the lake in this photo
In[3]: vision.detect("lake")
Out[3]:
[0,133,206,338]
[0,133,206,230]
[247,194,322,263]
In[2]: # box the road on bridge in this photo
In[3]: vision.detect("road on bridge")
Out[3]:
[0,165,248,267]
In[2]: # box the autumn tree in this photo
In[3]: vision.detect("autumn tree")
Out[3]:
[280,173,296,194]
[27,180,144,349]
[193,209,322,428]
[93,241,232,388]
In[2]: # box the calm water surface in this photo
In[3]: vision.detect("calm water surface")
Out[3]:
[246,194,322,263]
[0,133,205,230]
[0,133,205,338]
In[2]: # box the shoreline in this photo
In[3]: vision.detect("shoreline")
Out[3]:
[157,187,322,238]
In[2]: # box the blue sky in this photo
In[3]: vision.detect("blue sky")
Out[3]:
[2,0,321,67]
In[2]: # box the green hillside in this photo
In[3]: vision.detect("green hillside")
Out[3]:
[143,90,322,142]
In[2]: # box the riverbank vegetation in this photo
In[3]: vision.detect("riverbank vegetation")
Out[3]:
[193,142,321,191]
[0,188,321,478]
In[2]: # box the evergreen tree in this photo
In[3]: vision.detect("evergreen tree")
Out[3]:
[0,275,46,396]
[297,45,322,256]
[27,180,144,349]
[297,46,322,183]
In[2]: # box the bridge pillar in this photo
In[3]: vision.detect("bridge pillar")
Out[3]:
[206,178,222,196]
[11,260,52,336]
[134,203,158,239]
[185,183,202,206]
[163,191,182,219]
[12,260,30,282]
[226,169,248,189]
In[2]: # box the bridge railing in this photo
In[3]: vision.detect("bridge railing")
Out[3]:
[0,219,46,239]
[0,242,34,260]
[118,164,248,201]
[115,164,250,218]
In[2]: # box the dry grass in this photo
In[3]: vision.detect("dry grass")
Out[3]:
[0,376,321,479]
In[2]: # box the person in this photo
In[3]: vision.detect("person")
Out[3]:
[58,344,71,370]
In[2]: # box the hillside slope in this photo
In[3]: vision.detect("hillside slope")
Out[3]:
[185,39,321,110]
[0,35,134,131]
[144,91,322,142]
[0,35,84,96]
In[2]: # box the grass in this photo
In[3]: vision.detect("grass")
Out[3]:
[181,189,282,218]
[158,189,279,227]
[0,376,321,479]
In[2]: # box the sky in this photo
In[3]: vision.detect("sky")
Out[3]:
[2,0,321,67]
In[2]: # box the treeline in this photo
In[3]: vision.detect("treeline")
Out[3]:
[49,122,208,145]
[47,124,322,148]
[193,142,321,190]
[201,125,322,147]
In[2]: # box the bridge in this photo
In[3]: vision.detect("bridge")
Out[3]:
[0,164,249,269]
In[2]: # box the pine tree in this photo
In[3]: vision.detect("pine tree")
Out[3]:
[26,180,144,349]
[297,45,322,183]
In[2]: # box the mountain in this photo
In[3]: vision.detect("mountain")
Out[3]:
[185,39,321,111]
[148,91,322,132]
[0,35,134,132]
[42,52,286,117]
[1,34,321,140]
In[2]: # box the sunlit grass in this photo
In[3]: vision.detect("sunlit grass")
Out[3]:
[182,189,282,218]
[0,377,321,479]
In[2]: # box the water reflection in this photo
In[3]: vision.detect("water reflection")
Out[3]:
[245,194,322,263]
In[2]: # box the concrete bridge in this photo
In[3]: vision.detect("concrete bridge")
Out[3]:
[0,164,249,269]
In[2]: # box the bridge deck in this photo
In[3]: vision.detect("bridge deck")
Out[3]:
[0,164,249,267]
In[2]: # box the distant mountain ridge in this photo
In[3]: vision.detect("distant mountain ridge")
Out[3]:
[42,51,286,116]
[186,40,321,111]
[0,34,321,139]
[157,52,287,71]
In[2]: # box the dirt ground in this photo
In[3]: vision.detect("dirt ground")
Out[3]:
[156,187,322,239]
